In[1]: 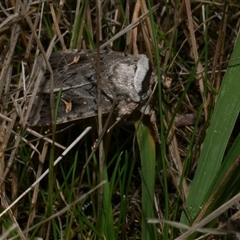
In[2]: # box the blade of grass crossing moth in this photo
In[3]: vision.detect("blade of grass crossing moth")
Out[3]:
[47,88,62,239]
[135,120,157,240]
[145,1,170,237]
[54,89,62,123]
[181,33,240,226]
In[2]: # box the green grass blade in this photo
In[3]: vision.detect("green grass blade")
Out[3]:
[99,161,115,239]
[199,133,240,219]
[181,33,240,225]
[135,120,157,240]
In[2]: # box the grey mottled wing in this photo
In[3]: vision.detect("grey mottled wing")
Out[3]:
[28,50,155,126]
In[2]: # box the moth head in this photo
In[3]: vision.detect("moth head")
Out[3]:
[134,55,153,100]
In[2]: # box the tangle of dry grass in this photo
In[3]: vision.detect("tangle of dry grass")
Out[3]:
[0,0,240,239]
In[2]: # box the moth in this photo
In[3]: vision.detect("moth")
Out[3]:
[28,50,156,126]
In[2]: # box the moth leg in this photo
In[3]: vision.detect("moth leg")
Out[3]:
[60,98,72,113]
[107,117,122,133]
[65,55,80,67]
[107,102,138,132]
